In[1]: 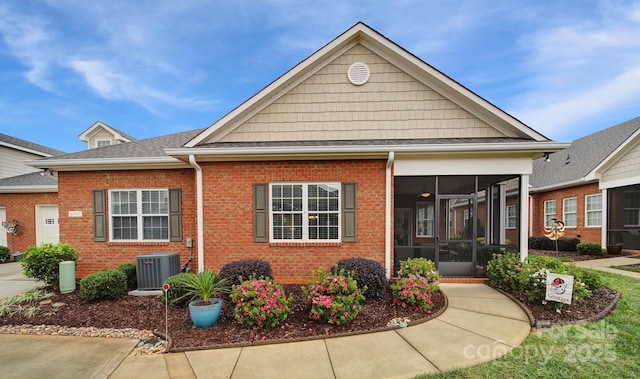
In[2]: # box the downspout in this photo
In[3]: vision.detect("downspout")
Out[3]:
[385,151,395,280]
[188,155,205,273]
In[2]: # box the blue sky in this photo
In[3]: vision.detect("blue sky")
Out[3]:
[1,1,639,153]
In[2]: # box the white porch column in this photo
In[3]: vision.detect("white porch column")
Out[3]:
[519,174,529,262]
[189,155,205,273]
[601,188,608,247]
[385,152,395,280]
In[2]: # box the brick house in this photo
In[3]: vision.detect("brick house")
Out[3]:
[530,116,640,251]
[0,133,65,253]
[28,23,567,281]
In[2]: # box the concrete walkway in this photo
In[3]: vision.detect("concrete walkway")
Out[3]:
[0,261,44,299]
[109,283,531,379]
[573,255,640,279]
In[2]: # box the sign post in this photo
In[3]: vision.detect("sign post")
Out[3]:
[162,283,170,342]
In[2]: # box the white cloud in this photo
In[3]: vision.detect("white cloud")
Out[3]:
[0,4,57,90]
[508,1,640,138]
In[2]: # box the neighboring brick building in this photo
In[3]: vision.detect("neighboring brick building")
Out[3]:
[530,116,640,251]
[28,23,567,281]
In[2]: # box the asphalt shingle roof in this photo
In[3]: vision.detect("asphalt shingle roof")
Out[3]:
[0,172,58,187]
[39,128,206,161]
[530,116,640,189]
[0,133,66,156]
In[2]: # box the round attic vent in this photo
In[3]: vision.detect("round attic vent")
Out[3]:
[347,62,370,85]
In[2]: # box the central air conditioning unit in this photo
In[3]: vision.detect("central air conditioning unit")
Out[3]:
[136,252,180,290]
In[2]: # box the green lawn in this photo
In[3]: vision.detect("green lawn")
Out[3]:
[417,271,640,378]
[611,265,640,274]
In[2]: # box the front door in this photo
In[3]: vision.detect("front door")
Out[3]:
[36,205,59,244]
[0,207,7,248]
[436,195,476,277]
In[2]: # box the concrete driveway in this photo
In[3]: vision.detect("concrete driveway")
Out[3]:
[0,261,44,299]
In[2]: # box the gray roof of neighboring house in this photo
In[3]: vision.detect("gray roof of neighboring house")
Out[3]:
[530,116,640,190]
[0,172,58,187]
[37,128,206,161]
[0,133,67,156]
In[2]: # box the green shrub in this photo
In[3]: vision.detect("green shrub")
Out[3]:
[230,276,292,328]
[21,243,79,285]
[219,259,273,287]
[163,272,196,307]
[391,274,436,312]
[486,253,530,291]
[0,246,10,262]
[396,257,441,292]
[528,236,580,251]
[302,267,365,325]
[576,242,602,256]
[333,257,388,299]
[488,252,603,310]
[79,269,127,301]
[116,262,137,290]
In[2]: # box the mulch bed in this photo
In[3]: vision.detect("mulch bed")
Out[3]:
[0,285,446,351]
[0,249,625,350]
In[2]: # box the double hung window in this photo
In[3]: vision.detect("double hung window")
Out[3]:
[110,189,169,241]
[270,183,340,241]
[563,197,577,227]
[585,194,602,227]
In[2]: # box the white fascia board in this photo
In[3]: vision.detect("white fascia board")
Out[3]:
[529,178,599,193]
[185,30,362,148]
[0,185,58,193]
[167,141,569,162]
[357,36,549,141]
[599,175,640,190]
[592,128,640,176]
[23,157,190,171]
[0,141,53,157]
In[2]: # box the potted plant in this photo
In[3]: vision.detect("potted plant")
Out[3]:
[177,271,230,328]
[606,242,623,255]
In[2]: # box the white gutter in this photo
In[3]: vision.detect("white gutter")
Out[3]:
[385,151,395,280]
[167,141,570,158]
[188,155,205,273]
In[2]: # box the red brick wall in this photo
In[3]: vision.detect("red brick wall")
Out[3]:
[530,182,602,244]
[0,192,59,253]
[57,170,197,276]
[200,160,387,283]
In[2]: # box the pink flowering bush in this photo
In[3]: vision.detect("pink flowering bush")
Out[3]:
[230,277,292,329]
[391,274,435,312]
[396,257,441,287]
[302,267,366,325]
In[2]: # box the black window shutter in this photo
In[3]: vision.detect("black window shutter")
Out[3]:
[342,182,357,242]
[254,183,268,242]
[92,189,106,242]
[169,188,182,242]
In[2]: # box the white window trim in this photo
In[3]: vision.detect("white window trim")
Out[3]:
[585,193,602,228]
[505,204,517,229]
[269,182,341,242]
[96,139,112,148]
[108,188,170,242]
[563,197,578,228]
[416,202,434,237]
[544,200,556,227]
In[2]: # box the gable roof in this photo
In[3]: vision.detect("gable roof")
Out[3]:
[530,116,640,191]
[184,22,550,148]
[0,172,58,193]
[26,128,205,171]
[0,133,66,157]
[78,121,138,144]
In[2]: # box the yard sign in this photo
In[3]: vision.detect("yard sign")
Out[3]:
[545,273,574,305]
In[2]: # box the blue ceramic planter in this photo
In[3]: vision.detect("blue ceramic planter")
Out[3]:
[188,299,223,328]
